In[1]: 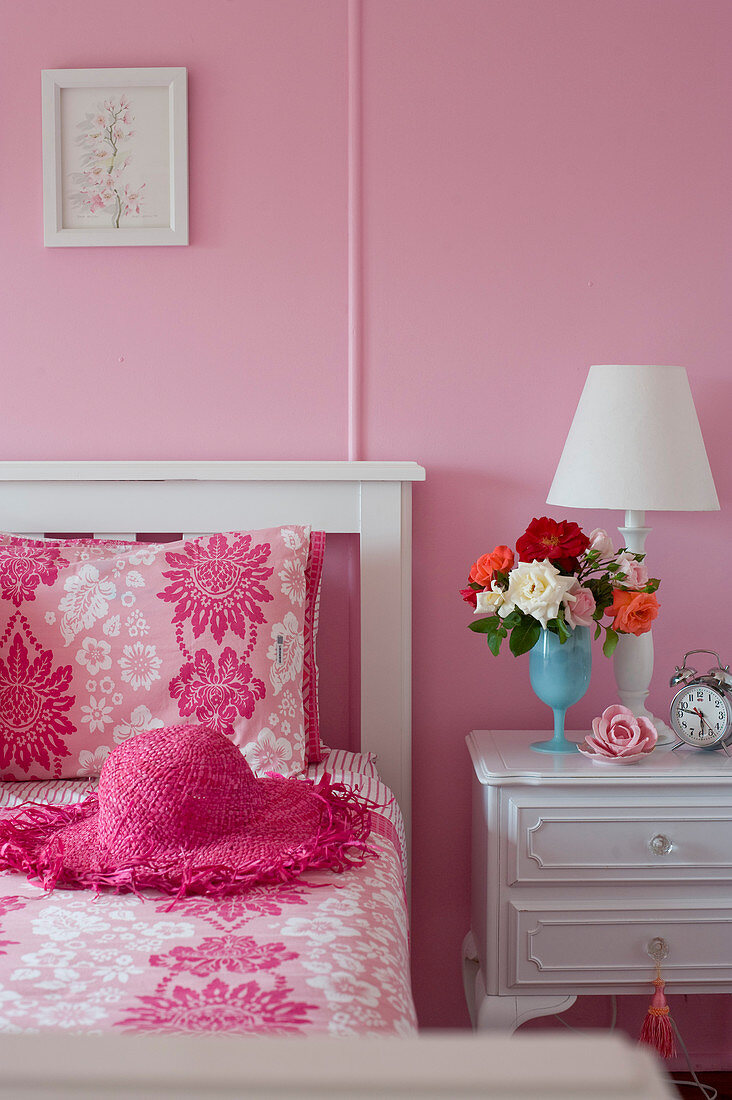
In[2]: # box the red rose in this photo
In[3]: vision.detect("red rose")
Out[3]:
[516,517,590,573]
[469,545,514,587]
[460,586,478,608]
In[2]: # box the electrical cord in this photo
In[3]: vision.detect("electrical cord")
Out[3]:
[667,1017,718,1100]
[551,997,718,1099]
[551,994,618,1034]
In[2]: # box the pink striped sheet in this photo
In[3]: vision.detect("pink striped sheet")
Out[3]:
[308,748,379,780]
[0,778,95,809]
[306,756,406,877]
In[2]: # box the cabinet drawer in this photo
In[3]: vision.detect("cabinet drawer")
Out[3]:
[507,902,732,988]
[504,796,732,884]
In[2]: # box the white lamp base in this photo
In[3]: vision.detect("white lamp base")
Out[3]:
[612,511,674,746]
[613,632,675,745]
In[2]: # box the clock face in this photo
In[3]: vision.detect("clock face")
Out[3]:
[670,683,732,746]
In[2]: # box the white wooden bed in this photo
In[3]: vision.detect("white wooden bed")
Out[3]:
[0,460,677,1096]
[0,1032,675,1098]
[0,459,424,867]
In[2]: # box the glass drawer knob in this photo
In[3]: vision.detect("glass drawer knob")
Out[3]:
[647,937,669,962]
[650,834,672,855]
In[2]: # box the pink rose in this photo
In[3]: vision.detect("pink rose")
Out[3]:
[614,552,649,590]
[563,581,596,629]
[582,704,657,758]
[588,528,615,558]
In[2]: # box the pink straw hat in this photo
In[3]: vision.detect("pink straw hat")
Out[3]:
[0,724,374,899]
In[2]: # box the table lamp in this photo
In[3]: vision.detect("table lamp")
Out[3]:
[547,364,719,740]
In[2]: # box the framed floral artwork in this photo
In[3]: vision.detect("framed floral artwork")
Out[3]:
[41,68,188,247]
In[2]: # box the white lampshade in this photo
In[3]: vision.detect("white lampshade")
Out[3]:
[547,365,719,511]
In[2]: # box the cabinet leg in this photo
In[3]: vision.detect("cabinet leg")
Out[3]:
[461,931,480,1028]
[462,932,576,1033]
[476,987,577,1033]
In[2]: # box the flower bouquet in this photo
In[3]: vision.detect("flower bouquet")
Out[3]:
[462,517,660,657]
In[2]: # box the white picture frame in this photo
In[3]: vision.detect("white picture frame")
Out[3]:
[42,67,188,247]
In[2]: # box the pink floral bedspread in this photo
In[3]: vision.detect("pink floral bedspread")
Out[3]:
[0,757,416,1036]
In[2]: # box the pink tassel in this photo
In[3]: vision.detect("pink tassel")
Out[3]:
[639,972,676,1059]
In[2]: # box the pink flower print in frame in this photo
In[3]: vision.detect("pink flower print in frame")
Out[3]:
[44,69,188,247]
[68,95,145,229]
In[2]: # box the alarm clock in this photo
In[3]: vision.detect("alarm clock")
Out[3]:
[669,650,732,751]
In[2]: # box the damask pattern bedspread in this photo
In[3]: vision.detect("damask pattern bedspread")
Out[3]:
[0,761,415,1037]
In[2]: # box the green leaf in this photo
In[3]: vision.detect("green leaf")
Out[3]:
[500,610,522,630]
[602,628,619,658]
[469,616,504,654]
[468,617,494,633]
[509,618,542,656]
[468,581,483,591]
[555,617,571,643]
[594,623,601,640]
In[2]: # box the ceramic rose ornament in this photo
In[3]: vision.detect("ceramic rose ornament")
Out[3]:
[579,704,658,764]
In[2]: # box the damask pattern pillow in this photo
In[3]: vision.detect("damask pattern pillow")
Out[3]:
[0,528,313,781]
[0,529,327,762]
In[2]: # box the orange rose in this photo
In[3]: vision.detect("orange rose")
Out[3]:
[607,589,660,636]
[469,545,515,587]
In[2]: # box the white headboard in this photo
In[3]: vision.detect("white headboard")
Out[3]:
[0,460,425,865]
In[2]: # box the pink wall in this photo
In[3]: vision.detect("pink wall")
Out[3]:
[2,0,732,1067]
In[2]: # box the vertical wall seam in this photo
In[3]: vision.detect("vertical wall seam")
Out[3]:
[347,0,363,461]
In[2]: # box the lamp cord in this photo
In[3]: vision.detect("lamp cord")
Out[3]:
[552,997,718,1099]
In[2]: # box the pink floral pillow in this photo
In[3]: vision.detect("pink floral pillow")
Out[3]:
[0,528,317,781]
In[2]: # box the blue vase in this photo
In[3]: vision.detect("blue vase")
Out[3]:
[529,625,592,753]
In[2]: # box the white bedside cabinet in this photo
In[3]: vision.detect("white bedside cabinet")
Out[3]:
[463,729,732,1032]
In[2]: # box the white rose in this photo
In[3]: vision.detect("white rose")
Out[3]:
[475,586,505,613]
[588,528,615,558]
[498,560,576,629]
